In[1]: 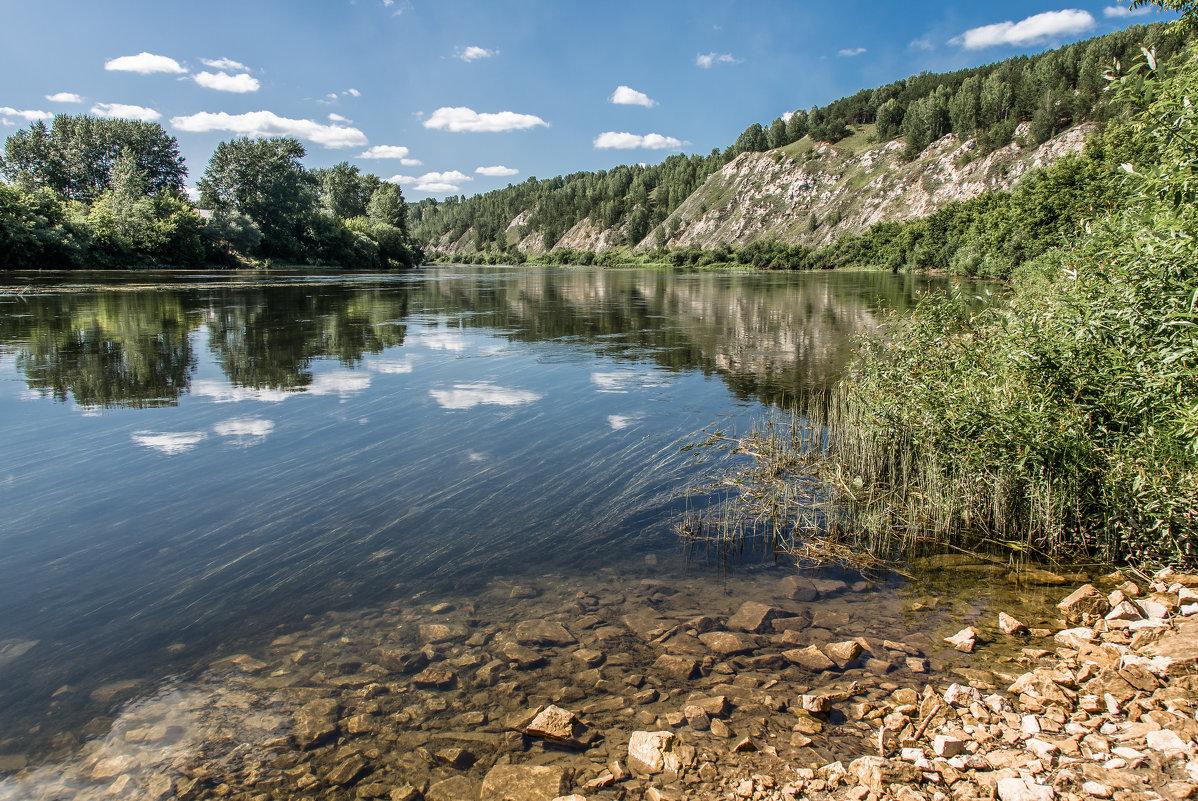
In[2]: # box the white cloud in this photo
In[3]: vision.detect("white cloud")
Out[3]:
[416,329,471,351]
[950,9,1095,49]
[45,92,83,103]
[170,110,368,148]
[475,165,519,177]
[105,52,186,75]
[401,157,423,166]
[456,46,496,62]
[201,57,250,72]
[214,417,275,446]
[0,107,51,123]
[909,36,935,51]
[385,174,417,185]
[608,413,644,430]
[610,85,657,107]
[838,47,867,57]
[358,144,411,159]
[1103,4,1153,16]
[395,170,474,193]
[328,113,351,123]
[593,131,686,150]
[368,358,414,374]
[423,106,549,133]
[696,52,741,68]
[131,431,206,454]
[307,371,372,398]
[591,371,673,393]
[91,103,161,121]
[193,71,260,93]
[344,88,361,98]
[190,380,289,403]
[429,382,543,410]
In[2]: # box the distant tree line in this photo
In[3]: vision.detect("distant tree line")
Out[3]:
[1,115,420,269]
[413,22,1184,257]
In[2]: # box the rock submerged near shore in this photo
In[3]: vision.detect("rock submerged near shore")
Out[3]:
[6,565,1198,801]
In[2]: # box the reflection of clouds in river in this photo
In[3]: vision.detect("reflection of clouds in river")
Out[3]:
[429,382,543,410]
[213,417,275,447]
[591,370,675,393]
[0,677,288,801]
[368,358,414,374]
[467,451,487,462]
[306,371,371,398]
[607,413,644,431]
[416,330,470,352]
[131,432,207,455]
[191,380,289,403]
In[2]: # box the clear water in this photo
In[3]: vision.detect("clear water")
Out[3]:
[0,265,1037,793]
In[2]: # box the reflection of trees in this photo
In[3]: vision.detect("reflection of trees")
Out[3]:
[418,269,952,404]
[3,293,200,408]
[0,283,410,407]
[206,286,409,390]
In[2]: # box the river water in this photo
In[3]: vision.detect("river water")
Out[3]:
[0,266,1058,799]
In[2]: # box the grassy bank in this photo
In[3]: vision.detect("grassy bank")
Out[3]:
[687,31,1198,569]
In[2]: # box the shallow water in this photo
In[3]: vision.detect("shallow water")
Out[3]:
[0,265,1056,797]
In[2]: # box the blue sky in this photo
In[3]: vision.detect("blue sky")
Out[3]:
[0,0,1168,199]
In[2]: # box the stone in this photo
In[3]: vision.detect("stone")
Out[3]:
[501,641,545,669]
[572,648,604,667]
[1015,568,1068,586]
[698,631,757,656]
[687,695,730,716]
[628,731,675,774]
[509,585,538,599]
[427,776,479,801]
[514,620,577,647]
[732,736,757,753]
[848,756,923,794]
[294,699,339,748]
[436,746,476,769]
[823,640,864,667]
[480,765,569,801]
[1146,729,1189,755]
[1057,584,1111,625]
[997,777,1054,801]
[783,645,836,671]
[1053,627,1095,649]
[412,667,455,689]
[327,755,368,786]
[999,612,1028,635]
[1081,782,1112,799]
[933,734,967,758]
[906,657,930,673]
[1106,601,1146,621]
[727,601,791,633]
[419,623,466,644]
[780,576,819,601]
[652,654,699,682]
[945,627,978,653]
[710,718,732,738]
[798,694,832,714]
[378,647,429,674]
[792,712,825,734]
[683,705,711,730]
[526,705,590,748]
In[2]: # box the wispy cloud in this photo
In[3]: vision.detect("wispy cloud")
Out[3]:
[328,113,351,123]
[193,71,260,93]
[0,107,51,124]
[359,144,411,159]
[214,417,275,447]
[45,92,83,103]
[131,431,206,455]
[91,103,161,121]
[909,36,935,51]
[696,52,741,68]
[475,165,519,177]
[455,46,497,62]
[610,85,657,107]
[429,382,543,410]
[170,110,367,148]
[594,131,686,150]
[201,57,250,72]
[423,106,548,133]
[950,9,1095,49]
[104,52,186,75]
[838,47,867,57]
[1103,4,1153,16]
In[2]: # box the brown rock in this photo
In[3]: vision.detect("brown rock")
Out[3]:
[945,627,979,653]
[514,620,577,647]
[999,612,1028,635]
[327,755,368,786]
[419,623,467,644]
[1057,584,1111,625]
[427,776,480,801]
[727,601,792,633]
[525,705,590,748]
[413,667,455,689]
[480,765,569,801]
[783,645,836,671]
[627,731,675,773]
[824,640,864,667]
[652,654,699,682]
[779,576,819,601]
[698,631,757,656]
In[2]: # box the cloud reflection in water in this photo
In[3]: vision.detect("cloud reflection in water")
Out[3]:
[429,382,543,410]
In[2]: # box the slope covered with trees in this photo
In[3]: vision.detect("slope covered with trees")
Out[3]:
[413,22,1184,261]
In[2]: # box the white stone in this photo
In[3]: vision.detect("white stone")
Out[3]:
[1145,729,1189,755]
[945,627,978,653]
[1081,781,1112,798]
[1021,715,1041,736]
[997,776,1054,801]
[1053,627,1095,649]
[1106,601,1145,621]
[933,734,967,758]
[627,731,675,774]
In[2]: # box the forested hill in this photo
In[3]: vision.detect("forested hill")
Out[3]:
[411,22,1183,260]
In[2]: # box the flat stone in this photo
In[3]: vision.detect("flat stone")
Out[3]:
[698,631,757,656]
[687,695,730,716]
[419,623,467,644]
[1054,627,1096,649]
[628,731,675,773]
[390,785,422,801]
[945,627,978,653]
[526,705,589,748]
[572,648,604,667]
[824,640,864,667]
[1145,729,1189,754]
[412,667,455,688]
[327,755,368,786]
[779,576,819,601]
[783,645,835,671]
[378,647,429,674]
[727,601,791,633]
[480,765,569,801]
[997,776,1055,801]
[1107,601,1146,621]
[933,734,967,757]
[999,612,1028,635]
[1015,568,1068,586]
[514,620,577,647]
[427,776,480,801]
[652,654,699,682]
[501,641,545,669]
[1057,584,1111,625]
[810,578,850,596]
[436,746,476,769]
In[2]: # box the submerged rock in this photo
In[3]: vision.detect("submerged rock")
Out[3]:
[481,764,570,801]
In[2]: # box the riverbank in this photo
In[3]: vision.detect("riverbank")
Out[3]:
[4,559,1196,800]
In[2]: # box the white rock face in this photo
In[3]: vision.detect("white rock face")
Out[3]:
[627,730,675,773]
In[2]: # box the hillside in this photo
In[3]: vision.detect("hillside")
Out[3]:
[412,22,1184,262]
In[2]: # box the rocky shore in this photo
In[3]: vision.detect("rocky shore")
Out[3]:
[2,561,1197,801]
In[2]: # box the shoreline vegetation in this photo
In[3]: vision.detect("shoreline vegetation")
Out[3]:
[682,11,1198,570]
